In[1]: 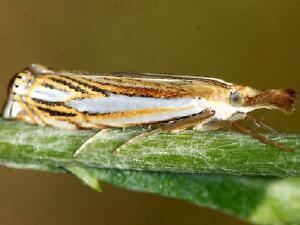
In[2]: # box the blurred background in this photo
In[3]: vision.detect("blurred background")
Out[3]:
[0,1,299,225]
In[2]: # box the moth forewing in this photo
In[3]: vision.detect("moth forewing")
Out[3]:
[3,64,296,154]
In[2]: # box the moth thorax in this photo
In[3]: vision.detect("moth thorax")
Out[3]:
[10,72,34,96]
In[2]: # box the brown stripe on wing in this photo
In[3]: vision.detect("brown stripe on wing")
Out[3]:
[109,72,233,89]
[25,97,52,127]
[37,107,77,117]
[59,76,109,96]
[48,77,88,94]
[39,74,104,95]
[36,75,107,99]
[88,75,177,89]
[30,98,80,116]
[70,76,192,98]
[197,78,232,89]
[29,99,95,129]
[42,83,58,90]
[31,76,80,94]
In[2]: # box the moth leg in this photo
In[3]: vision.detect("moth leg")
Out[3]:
[73,128,111,157]
[245,114,278,134]
[194,120,230,132]
[114,109,215,153]
[232,121,294,152]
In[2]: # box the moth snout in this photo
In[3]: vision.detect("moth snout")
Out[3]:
[245,88,296,113]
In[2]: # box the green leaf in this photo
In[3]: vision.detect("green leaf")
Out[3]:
[66,166,102,192]
[85,169,300,225]
[0,118,300,225]
[0,119,299,177]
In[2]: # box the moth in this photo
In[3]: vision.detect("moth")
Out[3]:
[3,64,296,155]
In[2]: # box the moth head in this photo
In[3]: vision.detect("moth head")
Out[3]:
[2,71,34,119]
[232,85,296,113]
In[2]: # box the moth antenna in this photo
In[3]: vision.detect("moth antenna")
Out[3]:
[232,121,294,152]
[245,115,278,134]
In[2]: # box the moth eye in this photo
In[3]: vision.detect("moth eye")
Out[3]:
[229,92,245,107]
